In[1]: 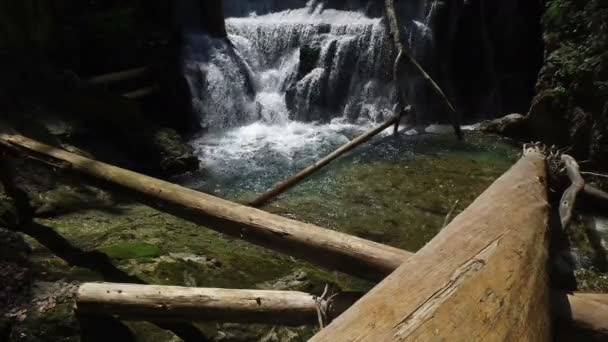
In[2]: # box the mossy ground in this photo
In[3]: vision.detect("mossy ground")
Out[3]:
[14,131,523,341]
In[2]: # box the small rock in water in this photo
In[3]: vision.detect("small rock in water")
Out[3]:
[405,128,420,136]
[424,124,455,135]
[257,270,310,291]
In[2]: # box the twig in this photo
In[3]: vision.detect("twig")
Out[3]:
[314,284,330,329]
[581,171,608,179]
[560,155,585,230]
[442,200,460,228]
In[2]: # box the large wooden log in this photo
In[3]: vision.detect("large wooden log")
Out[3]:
[250,114,399,207]
[0,134,409,281]
[312,150,551,341]
[77,283,359,326]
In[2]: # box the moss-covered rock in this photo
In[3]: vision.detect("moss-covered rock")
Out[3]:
[527,0,608,166]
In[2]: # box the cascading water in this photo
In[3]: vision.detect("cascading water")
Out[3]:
[183,1,437,195]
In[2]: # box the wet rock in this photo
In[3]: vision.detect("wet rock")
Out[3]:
[479,113,529,137]
[424,124,455,135]
[33,185,115,217]
[257,270,311,291]
[260,326,302,342]
[525,0,608,166]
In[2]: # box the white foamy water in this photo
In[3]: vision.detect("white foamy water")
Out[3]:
[192,119,386,171]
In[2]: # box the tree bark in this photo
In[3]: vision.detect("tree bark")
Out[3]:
[77,283,360,326]
[311,150,551,341]
[250,114,400,207]
[0,134,410,281]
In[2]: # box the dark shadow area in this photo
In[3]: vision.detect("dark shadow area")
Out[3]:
[0,154,209,342]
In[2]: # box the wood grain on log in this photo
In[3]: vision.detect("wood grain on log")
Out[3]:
[0,134,410,281]
[77,283,359,326]
[312,151,551,341]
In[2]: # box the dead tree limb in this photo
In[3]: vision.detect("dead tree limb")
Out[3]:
[249,114,400,207]
[86,66,152,85]
[384,0,463,140]
[584,185,608,202]
[77,283,360,326]
[560,154,585,229]
[312,149,550,341]
[123,84,160,100]
[0,134,410,281]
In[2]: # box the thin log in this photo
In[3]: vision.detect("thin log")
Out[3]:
[123,84,160,100]
[581,171,608,179]
[86,66,152,85]
[0,134,410,281]
[249,114,400,207]
[76,283,360,326]
[385,0,463,140]
[584,184,608,206]
[560,154,585,229]
[311,150,551,341]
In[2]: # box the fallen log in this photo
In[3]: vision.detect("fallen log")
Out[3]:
[0,134,409,281]
[76,283,360,326]
[77,283,605,335]
[311,149,551,341]
[560,154,585,229]
[123,84,160,100]
[86,66,152,85]
[385,0,462,140]
[249,113,399,207]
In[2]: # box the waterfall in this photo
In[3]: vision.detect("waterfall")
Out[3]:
[184,1,406,131]
[184,1,439,191]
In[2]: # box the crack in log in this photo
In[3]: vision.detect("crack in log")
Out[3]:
[392,237,502,338]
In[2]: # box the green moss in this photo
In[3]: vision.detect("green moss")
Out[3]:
[100,242,161,260]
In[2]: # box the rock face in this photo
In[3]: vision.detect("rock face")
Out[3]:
[426,0,544,121]
[527,0,608,166]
